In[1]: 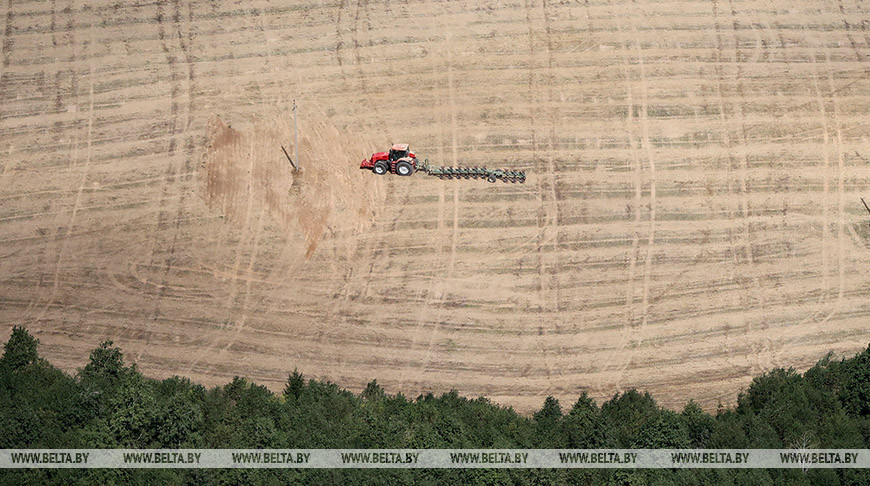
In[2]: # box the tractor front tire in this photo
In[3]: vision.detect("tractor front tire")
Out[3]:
[396,161,414,176]
[373,162,389,175]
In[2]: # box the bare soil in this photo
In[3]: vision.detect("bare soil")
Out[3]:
[0,0,868,413]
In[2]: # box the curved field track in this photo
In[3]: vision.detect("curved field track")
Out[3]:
[1,0,868,412]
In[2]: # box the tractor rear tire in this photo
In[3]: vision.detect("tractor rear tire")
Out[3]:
[373,161,389,175]
[396,161,414,176]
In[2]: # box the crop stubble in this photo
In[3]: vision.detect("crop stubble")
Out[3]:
[0,0,868,412]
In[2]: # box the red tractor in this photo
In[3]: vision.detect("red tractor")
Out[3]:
[360,143,417,176]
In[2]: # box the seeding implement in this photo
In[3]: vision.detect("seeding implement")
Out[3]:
[360,144,525,183]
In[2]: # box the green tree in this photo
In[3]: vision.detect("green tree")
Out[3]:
[837,344,870,417]
[79,340,126,384]
[633,409,689,448]
[564,393,603,448]
[154,379,204,447]
[0,326,39,372]
[105,371,158,447]
[534,396,563,424]
[682,401,715,448]
[600,390,659,447]
[533,396,564,446]
[283,368,305,400]
[361,379,385,401]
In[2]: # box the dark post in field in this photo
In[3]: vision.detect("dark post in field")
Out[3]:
[281,145,297,171]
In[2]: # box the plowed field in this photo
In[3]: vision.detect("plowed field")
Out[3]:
[1,0,868,412]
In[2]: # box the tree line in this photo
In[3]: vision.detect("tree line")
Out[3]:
[1,326,869,485]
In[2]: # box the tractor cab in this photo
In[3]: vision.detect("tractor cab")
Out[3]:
[388,143,411,161]
[361,143,417,176]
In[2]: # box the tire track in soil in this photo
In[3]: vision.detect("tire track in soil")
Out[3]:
[523,0,553,398]
[146,0,182,270]
[31,1,89,325]
[186,134,264,376]
[610,26,643,394]
[250,0,324,376]
[198,0,243,317]
[25,0,69,314]
[349,0,390,141]
[629,12,657,336]
[187,5,282,376]
[583,0,629,401]
[331,0,355,102]
[138,0,189,361]
[711,0,746,379]
[279,5,339,375]
[541,0,561,312]
[334,0,346,69]
[349,184,412,388]
[609,12,659,393]
[729,0,771,375]
[304,13,400,368]
[204,206,268,376]
[2,0,34,315]
[818,49,846,326]
[400,2,459,393]
[139,0,198,362]
[195,4,270,337]
[727,0,755,268]
[198,4,288,370]
[0,0,12,116]
[796,55,833,327]
[311,0,388,378]
[388,19,448,389]
[812,55,832,297]
[769,52,838,369]
[321,228,379,375]
[619,34,642,383]
[536,0,562,398]
[186,1,302,376]
[837,0,870,77]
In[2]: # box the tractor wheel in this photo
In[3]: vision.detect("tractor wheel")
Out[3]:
[396,161,414,176]
[373,161,389,175]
